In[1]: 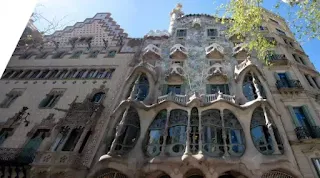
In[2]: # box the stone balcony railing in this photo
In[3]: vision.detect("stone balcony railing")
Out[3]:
[157,92,236,105]
[34,151,83,167]
[294,126,320,140]
[0,148,36,165]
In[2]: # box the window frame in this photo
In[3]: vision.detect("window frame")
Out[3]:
[176,29,187,38]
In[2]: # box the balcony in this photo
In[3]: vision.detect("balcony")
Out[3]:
[295,126,320,140]
[157,92,188,104]
[142,44,161,61]
[170,44,188,59]
[205,43,224,59]
[276,80,303,93]
[157,92,236,105]
[202,93,236,104]
[267,54,289,66]
[0,148,36,165]
[232,43,248,59]
[34,151,85,168]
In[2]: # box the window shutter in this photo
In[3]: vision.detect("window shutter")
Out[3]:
[285,72,292,80]
[302,105,316,126]
[206,84,211,94]
[162,84,168,95]
[273,72,280,81]
[287,106,301,127]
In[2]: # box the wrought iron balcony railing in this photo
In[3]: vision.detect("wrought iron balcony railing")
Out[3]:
[276,80,303,90]
[295,126,320,140]
[0,148,36,165]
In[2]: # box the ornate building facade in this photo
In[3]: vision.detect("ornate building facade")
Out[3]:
[0,3,320,178]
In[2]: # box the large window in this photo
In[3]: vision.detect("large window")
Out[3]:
[167,85,182,95]
[250,107,283,154]
[243,73,266,101]
[166,109,188,156]
[293,107,313,131]
[133,74,149,101]
[62,128,83,151]
[20,129,48,160]
[145,110,167,157]
[207,84,230,95]
[202,109,223,156]
[91,92,105,103]
[189,108,199,154]
[113,107,140,155]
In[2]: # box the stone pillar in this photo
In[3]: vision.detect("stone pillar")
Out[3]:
[307,75,318,88]
[8,71,17,79]
[26,70,35,79]
[56,127,72,151]
[54,70,62,79]
[17,71,27,79]
[261,104,280,154]
[92,70,99,78]
[44,70,53,79]
[129,74,141,100]
[82,69,89,79]
[251,72,262,99]
[107,106,130,155]
[160,109,171,156]
[63,70,71,79]
[198,110,203,154]
[221,110,230,157]
[36,70,44,79]
[184,109,191,155]
[74,128,90,152]
[73,70,80,78]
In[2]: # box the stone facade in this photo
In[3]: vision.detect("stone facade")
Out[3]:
[0,3,320,178]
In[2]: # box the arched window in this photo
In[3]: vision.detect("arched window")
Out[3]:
[92,92,105,103]
[134,74,149,101]
[223,110,245,156]
[251,107,275,155]
[159,175,171,178]
[166,109,188,156]
[190,108,199,154]
[201,109,224,157]
[145,110,167,157]
[242,73,266,101]
[97,169,128,178]
[114,107,140,155]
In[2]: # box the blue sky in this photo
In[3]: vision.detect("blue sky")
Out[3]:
[35,0,319,70]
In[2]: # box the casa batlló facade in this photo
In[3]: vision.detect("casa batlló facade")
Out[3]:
[0,3,320,178]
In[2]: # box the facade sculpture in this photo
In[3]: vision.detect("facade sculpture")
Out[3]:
[0,3,319,178]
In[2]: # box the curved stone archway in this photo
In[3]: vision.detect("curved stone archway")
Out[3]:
[184,169,205,178]
[97,169,128,178]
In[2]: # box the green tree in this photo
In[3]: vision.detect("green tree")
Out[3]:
[214,0,319,63]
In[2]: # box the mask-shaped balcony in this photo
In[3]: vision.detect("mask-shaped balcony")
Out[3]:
[165,63,185,82]
[142,44,161,61]
[206,63,228,81]
[205,43,224,59]
[232,43,248,60]
[267,54,289,66]
[170,44,188,59]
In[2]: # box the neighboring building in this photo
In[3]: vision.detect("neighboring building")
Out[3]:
[0,3,320,178]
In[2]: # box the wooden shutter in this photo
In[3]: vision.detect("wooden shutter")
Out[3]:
[302,105,316,126]
[287,106,301,127]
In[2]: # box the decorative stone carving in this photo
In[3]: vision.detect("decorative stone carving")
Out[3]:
[205,43,224,59]
[27,113,56,137]
[170,44,188,59]
[142,44,161,61]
